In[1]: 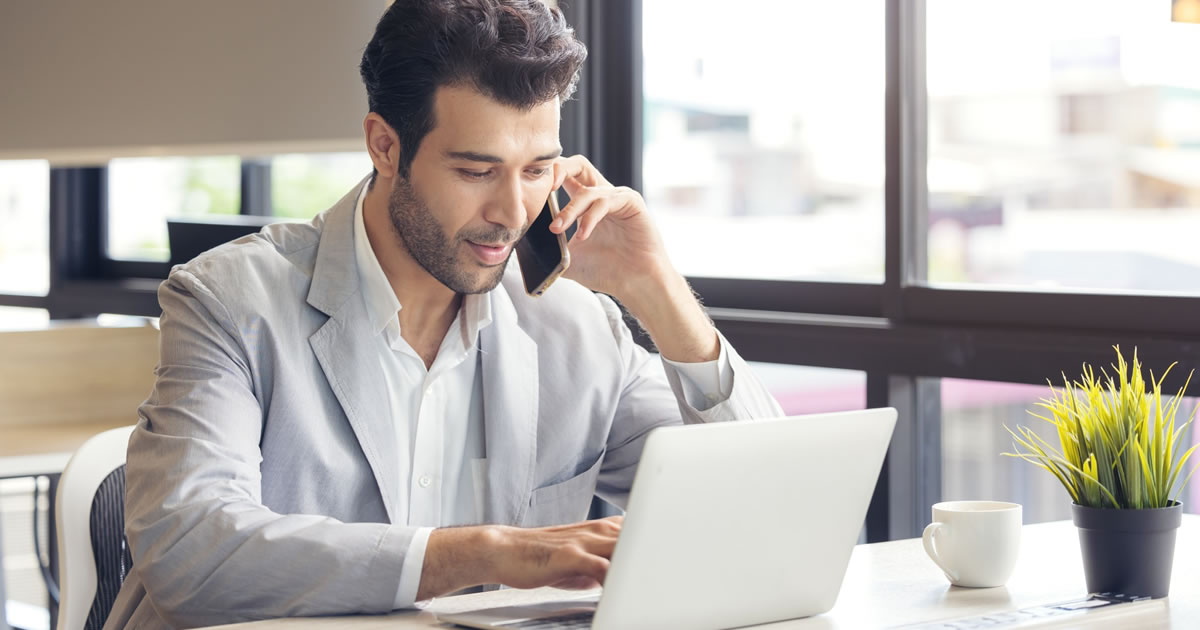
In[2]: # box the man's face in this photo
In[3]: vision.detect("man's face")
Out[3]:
[388,84,562,294]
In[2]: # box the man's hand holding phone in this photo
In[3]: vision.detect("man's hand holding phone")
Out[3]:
[543,155,721,364]
[543,155,671,301]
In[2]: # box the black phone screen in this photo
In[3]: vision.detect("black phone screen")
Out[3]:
[515,196,565,294]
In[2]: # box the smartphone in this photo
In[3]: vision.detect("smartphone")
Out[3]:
[515,190,574,297]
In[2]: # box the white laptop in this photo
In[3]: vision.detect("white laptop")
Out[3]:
[437,408,898,630]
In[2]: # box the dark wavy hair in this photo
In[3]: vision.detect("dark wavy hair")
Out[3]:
[360,0,587,179]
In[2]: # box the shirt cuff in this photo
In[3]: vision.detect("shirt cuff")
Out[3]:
[393,526,435,609]
[661,336,734,410]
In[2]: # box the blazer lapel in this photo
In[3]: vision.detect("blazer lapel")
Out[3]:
[310,311,399,524]
[306,179,400,523]
[480,287,539,526]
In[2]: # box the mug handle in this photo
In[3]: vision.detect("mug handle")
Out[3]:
[922,521,959,584]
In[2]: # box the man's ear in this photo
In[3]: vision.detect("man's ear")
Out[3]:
[363,113,402,180]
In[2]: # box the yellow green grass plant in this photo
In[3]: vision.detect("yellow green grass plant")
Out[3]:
[1005,347,1200,510]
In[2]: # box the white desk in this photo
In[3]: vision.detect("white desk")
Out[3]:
[202,515,1199,629]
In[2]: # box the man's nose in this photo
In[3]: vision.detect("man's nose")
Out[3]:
[485,174,527,230]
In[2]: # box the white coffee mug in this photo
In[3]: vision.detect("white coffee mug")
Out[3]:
[922,500,1022,588]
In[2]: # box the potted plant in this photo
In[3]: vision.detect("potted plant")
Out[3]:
[1005,346,1199,598]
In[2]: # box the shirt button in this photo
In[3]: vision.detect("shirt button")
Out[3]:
[418,475,432,488]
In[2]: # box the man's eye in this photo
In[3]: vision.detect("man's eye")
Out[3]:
[459,169,491,180]
[527,167,550,177]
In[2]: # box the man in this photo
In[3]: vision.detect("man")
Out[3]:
[106,1,783,628]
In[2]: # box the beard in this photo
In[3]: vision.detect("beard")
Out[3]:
[386,178,525,294]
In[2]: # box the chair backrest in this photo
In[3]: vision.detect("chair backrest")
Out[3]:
[55,426,136,630]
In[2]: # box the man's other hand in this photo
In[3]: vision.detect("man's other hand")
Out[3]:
[416,516,623,601]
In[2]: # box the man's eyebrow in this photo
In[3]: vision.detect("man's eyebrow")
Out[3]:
[445,150,503,163]
[445,148,563,163]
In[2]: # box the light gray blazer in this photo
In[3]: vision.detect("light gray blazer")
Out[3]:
[105,182,784,629]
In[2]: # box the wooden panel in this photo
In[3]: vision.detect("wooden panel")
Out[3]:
[0,423,137,462]
[0,324,158,430]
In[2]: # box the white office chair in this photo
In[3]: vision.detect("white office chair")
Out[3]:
[54,426,135,630]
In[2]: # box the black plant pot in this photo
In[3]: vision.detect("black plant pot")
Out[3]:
[1071,501,1182,598]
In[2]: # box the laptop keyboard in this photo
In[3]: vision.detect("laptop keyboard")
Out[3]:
[501,611,595,629]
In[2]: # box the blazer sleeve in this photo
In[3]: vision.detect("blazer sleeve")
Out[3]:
[123,270,416,628]
[593,294,784,508]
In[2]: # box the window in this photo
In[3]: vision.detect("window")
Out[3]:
[926,0,1200,292]
[0,161,50,295]
[641,0,885,282]
[12,0,1197,546]
[272,152,374,219]
[940,378,1200,523]
[107,156,240,261]
[106,152,371,263]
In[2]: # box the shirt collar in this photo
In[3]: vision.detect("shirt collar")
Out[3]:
[462,285,493,349]
[352,180,494,346]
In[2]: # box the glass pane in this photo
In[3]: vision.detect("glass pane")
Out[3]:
[272,152,373,219]
[749,362,866,415]
[941,378,1200,524]
[0,160,49,295]
[107,156,240,261]
[649,357,866,415]
[927,1,1200,292]
[0,306,49,330]
[642,0,884,282]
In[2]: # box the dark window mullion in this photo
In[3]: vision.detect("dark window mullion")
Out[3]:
[707,309,1199,393]
[885,0,928,320]
[47,166,106,318]
[689,277,882,317]
[557,1,591,160]
[572,0,641,192]
[0,294,49,309]
[868,373,942,544]
[903,285,1200,337]
[240,158,273,216]
[865,371,891,543]
[49,167,105,284]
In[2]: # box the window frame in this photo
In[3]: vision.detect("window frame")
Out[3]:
[3,0,1199,541]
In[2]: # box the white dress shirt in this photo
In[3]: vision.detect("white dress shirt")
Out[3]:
[349,182,734,608]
